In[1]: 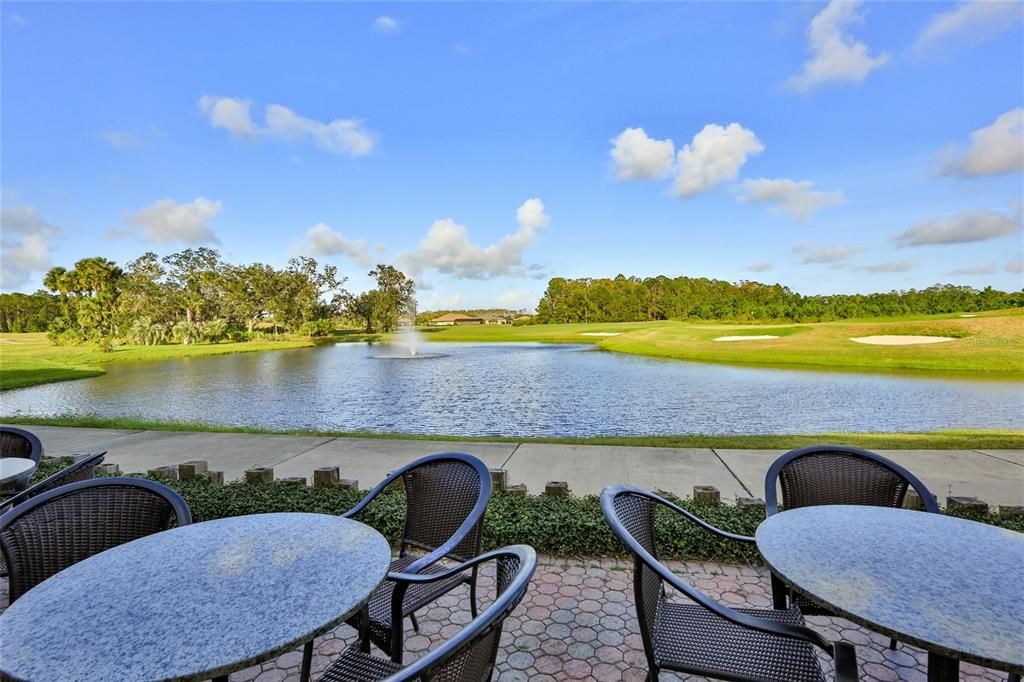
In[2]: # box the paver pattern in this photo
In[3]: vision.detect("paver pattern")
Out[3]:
[0,557,1011,681]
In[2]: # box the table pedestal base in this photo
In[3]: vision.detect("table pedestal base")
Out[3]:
[927,652,959,682]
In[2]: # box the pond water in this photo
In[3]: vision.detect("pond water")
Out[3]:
[3,342,1021,436]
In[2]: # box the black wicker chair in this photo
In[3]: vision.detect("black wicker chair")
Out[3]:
[0,451,107,577]
[0,476,191,603]
[765,444,940,650]
[0,426,43,494]
[318,545,536,682]
[338,452,492,664]
[602,485,857,682]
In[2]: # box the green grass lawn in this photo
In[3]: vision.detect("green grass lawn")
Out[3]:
[426,309,1024,377]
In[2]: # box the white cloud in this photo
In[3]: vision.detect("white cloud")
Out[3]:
[739,178,845,220]
[0,205,60,289]
[7,13,27,26]
[116,197,222,245]
[373,16,400,34]
[746,261,774,272]
[289,223,372,266]
[610,128,675,180]
[402,198,550,279]
[674,123,764,197]
[946,262,997,276]
[895,208,1022,246]
[98,130,145,150]
[793,242,862,264]
[857,260,917,273]
[786,0,890,92]
[199,96,375,156]
[496,288,537,310]
[199,95,258,138]
[936,108,1024,178]
[1006,258,1023,274]
[916,1,1022,51]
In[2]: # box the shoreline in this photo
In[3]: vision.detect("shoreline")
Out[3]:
[3,416,1022,450]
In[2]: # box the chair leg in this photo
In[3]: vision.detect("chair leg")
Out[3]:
[470,566,480,618]
[1007,674,1020,682]
[299,640,313,682]
[409,612,420,633]
[889,637,898,650]
[770,572,788,609]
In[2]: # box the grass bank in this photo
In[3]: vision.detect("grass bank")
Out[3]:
[0,331,379,391]
[426,309,1024,378]
[6,415,1023,449]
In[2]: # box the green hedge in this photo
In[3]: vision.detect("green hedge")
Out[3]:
[26,462,1024,563]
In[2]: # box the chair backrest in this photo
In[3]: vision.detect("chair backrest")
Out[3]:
[0,476,192,602]
[0,426,43,492]
[601,486,667,658]
[400,454,490,561]
[0,452,107,511]
[382,545,536,682]
[764,444,940,515]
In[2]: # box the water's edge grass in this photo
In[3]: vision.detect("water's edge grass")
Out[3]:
[3,415,1022,449]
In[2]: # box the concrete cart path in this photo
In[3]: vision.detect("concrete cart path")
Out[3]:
[6,424,1023,506]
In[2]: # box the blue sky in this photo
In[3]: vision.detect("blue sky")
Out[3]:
[2,1,1022,310]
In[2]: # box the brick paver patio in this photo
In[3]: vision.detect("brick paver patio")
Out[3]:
[1,556,1010,681]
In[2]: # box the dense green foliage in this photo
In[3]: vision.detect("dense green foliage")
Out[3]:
[28,248,417,346]
[536,276,1023,324]
[29,458,1020,561]
[0,291,61,332]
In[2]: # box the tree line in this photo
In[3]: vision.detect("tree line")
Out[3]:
[0,248,415,344]
[535,275,1022,324]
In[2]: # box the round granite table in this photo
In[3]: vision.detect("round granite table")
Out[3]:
[0,457,37,486]
[0,512,391,682]
[756,505,1024,682]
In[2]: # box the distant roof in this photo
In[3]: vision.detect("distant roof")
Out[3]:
[431,313,479,322]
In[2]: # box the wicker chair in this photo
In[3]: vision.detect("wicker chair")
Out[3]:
[0,426,43,494]
[765,444,940,650]
[602,485,857,682]
[318,545,536,682]
[0,451,107,577]
[0,476,192,603]
[337,453,492,664]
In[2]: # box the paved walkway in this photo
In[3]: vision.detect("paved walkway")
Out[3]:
[7,424,1023,506]
[3,556,1009,681]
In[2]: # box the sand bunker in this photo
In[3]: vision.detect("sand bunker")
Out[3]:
[960,314,976,318]
[580,332,622,337]
[850,335,956,346]
[713,335,780,342]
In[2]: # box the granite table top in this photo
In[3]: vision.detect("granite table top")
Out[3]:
[0,457,36,485]
[756,505,1024,673]
[0,512,391,682]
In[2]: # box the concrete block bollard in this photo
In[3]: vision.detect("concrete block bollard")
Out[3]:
[693,486,720,505]
[997,505,1024,520]
[203,470,225,485]
[178,461,209,480]
[946,496,988,513]
[313,467,340,488]
[96,463,121,476]
[490,469,508,492]
[544,481,570,497]
[148,465,179,481]
[280,476,307,487]
[506,484,528,497]
[45,455,76,466]
[245,467,274,484]
[736,497,765,511]
[338,479,359,491]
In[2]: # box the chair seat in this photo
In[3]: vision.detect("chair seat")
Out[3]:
[351,554,472,654]
[319,647,403,682]
[655,603,827,682]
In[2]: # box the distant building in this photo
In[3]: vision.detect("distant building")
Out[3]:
[430,313,484,326]
[515,315,533,323]
[480,312,513,325]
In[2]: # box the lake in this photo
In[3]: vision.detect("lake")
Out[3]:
[2,342,1021,436]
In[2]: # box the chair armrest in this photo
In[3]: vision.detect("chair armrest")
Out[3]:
[387,547,506,585]
[661,496,756,544]
[339,470,401,518]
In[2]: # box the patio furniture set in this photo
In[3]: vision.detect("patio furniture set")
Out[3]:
[0,426,1021,682]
